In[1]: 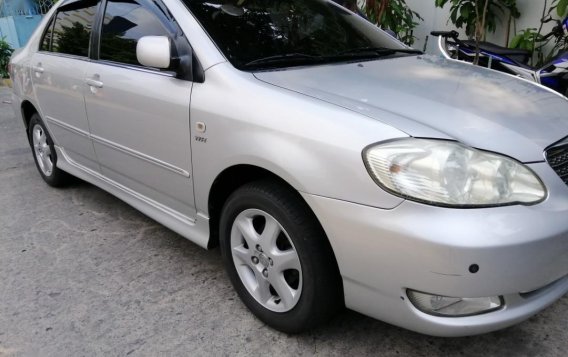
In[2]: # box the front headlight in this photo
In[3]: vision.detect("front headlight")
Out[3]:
[363,139,546,207]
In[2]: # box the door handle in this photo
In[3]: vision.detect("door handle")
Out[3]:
[32,66,44,74]
[85,78,104,88]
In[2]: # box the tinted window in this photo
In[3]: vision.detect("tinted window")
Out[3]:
[39,16,55,52]
[183,0,406,70]
[100,0,170,66]
[52,0,99,56]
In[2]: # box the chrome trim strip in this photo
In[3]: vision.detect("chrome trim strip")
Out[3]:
[437,36,452,60]
[46,116,190,178]
[36,53,176,78]
[550,136,568,149]
[90,134,191,178]
[46,116,90,137]
[37,51,91,63]
[57,146,196,225]
[94,60,177,77]
[544,136,568,163]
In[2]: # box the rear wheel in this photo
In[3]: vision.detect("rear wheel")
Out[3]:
[220,180,343,333]
[28,113,72,187]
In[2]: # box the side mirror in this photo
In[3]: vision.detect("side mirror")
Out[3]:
[136,36,173,69]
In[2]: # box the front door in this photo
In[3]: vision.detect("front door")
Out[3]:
[84,0,196,217]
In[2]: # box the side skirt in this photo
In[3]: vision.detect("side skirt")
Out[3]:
[55,146,211,249]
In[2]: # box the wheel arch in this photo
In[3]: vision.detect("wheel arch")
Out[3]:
[206,164,340,279]
[213,165,346,330]
[21,100,39,131]
[208,165,293,248]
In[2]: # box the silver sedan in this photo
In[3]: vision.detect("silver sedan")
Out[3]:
[9,0,568,336]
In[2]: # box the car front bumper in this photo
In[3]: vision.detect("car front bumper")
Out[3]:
[301,162,568,337]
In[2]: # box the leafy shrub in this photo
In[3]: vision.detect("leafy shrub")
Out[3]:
[435,0,520,38]
[363,0,424,46]
[0,38,13,78]
[435,0,520,64]
[510,0,568,67]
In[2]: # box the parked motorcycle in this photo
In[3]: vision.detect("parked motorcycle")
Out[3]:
[431,17,568,96]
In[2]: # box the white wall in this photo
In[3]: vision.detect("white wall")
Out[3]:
[405,0,555,53]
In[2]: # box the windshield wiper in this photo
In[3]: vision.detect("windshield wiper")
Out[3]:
[242,48,423,69]
[243,53,325,68]
[334,47,423,58]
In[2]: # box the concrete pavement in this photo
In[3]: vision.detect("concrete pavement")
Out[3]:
[0,87,566,356]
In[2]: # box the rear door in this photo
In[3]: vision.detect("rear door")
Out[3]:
[83,0,196,217]
[31,0,100,172]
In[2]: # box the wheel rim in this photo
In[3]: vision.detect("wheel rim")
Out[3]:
[32,124,53,177]
[230,209,303,313]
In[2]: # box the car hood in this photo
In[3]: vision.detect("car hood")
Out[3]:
[254,55,568,162]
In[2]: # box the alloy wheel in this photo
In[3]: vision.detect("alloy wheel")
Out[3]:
[32,124,53,177]
[230,209,303,313]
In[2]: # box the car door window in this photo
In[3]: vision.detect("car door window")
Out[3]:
[39,16,55,52]
[99,0,171,66]
[50,0,100,57]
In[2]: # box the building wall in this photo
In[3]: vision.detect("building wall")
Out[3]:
[0,16,19,47]
[405,0,555,54]
[0,15,43,48]
[14,15,43,46]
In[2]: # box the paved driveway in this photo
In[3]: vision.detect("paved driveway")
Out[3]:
[0,87,566,356]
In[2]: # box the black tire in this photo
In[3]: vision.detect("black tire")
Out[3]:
[28,113,72,187]
[219,180,344,333]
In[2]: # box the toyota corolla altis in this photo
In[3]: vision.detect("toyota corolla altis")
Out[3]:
[10,0,568,336]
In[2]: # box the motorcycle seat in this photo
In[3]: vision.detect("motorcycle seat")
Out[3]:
[462,40,531,63]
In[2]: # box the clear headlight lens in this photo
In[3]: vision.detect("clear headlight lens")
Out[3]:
[363,139,546,207]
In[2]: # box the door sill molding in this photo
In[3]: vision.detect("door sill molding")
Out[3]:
[55,146,210,249]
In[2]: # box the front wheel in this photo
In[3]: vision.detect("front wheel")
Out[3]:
[220,180,343,333]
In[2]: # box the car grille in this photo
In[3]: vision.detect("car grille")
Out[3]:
[545,144,568,185]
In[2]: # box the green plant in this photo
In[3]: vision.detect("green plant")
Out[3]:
[509,27,549,66]
[435,0,520,64]
[0,38,13,79]
[547,0,568,61]
[510,28,543,53]
[364,0,424,46]
[510,0,567,67]
[554,0,568,17]
[435,0,520,37]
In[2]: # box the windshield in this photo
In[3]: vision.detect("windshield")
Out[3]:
[182,0,410,70]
